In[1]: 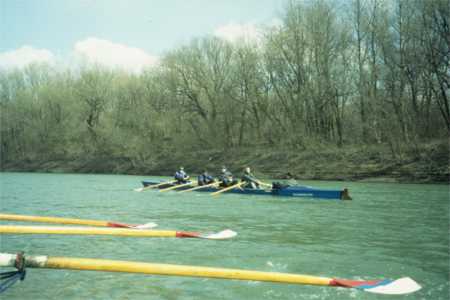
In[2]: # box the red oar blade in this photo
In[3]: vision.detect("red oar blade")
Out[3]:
[331,277,421,295]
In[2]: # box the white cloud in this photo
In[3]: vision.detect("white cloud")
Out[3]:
[0,46,55,69]
[73,37,159,73]
[0,39,158,73]
[214,22,262,43]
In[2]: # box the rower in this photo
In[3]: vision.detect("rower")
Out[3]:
[218,166,238,187]
[241,167,260,189]
[198,170,215,186]
[174,167,190,184]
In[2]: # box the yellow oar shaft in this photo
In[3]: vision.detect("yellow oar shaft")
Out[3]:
[258,181,272,188]
[211,182,245,196]
[144,180,177,190]
[160,182,195,192]
[0,254,331,286]
[180,182,218,193]
[47,258,331,285]
[0,213,109,227]
[0,225,176,237]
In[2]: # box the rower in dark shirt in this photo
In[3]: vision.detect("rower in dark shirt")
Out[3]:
[197,170,215,186]
[218,166,238,187]
[174,167,190,184]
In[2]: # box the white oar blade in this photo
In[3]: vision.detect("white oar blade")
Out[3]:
[0,253,16,267]
[200,229,237,240]
[132,222,158,229]
[134,187,144,192]
[364,277,421,295]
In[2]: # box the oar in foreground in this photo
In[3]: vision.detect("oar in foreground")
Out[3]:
[178,181,219,193]
[0,253,421,295]
[0,213,157,230]
[210,182,245,196]
[134,180,177,192]
[159,182,196,192]
[0,225,236,240]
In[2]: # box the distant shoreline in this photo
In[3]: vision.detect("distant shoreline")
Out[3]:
[2,142,448,184]
[0,169,446,185]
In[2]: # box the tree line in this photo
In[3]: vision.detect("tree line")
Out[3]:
[1,0,448,170]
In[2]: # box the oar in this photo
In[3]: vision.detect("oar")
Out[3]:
[0,225,236,240]
[0,213,157,230]
[0,253,421,295]
[134,180,177,192]
[159,182,196,192]
[257,181,272,188]
[178,181,219,193]
[210,182,245,196]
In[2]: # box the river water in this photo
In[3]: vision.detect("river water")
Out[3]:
[0,172,448,299]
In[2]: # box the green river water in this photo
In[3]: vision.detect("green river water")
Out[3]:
[0,172,448,300]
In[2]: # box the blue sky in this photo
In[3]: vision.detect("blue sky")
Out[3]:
[1,0,286,71]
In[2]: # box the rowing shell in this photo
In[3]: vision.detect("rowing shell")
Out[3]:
[0,253,421,295]
[0,225,236,240]
[0,213,157,229]
[141,181,351,200]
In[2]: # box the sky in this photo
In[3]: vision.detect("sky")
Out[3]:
[0,0,286,72]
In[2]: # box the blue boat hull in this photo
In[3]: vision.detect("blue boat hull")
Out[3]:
[141,181,351,200]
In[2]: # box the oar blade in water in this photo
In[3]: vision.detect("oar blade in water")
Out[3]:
[128,222,158,229]
[364,277,421,295]
[331,277,421,295]
[198,229,237,240]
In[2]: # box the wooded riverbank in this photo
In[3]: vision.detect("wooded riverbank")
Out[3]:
[2,141,447,183]
[1,1,448,184]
